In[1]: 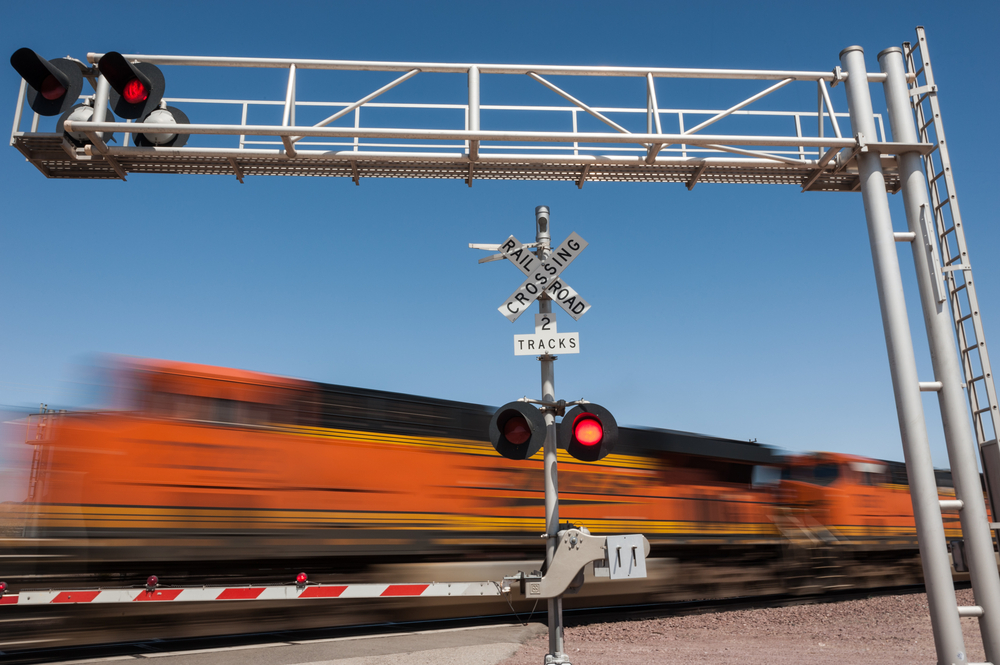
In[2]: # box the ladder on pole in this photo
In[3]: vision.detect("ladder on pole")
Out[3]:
[904,27,1000,533]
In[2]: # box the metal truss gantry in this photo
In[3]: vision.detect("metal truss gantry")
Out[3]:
[8,27,1000,665]
[11,51,928,189]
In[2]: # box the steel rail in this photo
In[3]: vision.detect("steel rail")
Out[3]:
[84,52,892,82]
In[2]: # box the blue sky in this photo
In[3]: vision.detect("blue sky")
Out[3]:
[1,0,999,486]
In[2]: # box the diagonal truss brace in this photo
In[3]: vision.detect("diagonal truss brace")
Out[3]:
[527,72,644,146]
[646,77,794,163]
[290,68,421,145]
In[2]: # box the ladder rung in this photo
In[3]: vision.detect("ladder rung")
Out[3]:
[975,406,992,416]
[958,605,984,618]
[930,169,946,184]
[946,256,963,267]
[963,343,981,354]
[969,374,985,384]
[958,313,974,324]
[952,283,968,295]
[936,198,952,211]
[941,224,956,237]
[921,118,936,134]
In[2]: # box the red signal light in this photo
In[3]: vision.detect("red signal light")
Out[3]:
[503,415,531,445]
[40,75,66,101]
[296,572,308,585]
[559,404,618,462]
[98,52,164,119]
[123,78,149,104]
[0,581,7,595]
[573,416,603,446]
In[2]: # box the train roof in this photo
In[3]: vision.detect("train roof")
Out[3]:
[619,426,778,465]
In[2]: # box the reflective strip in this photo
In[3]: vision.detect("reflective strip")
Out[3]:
[216,588,264,600]
[299,586,347,598]
[381,584,429,597]
[134,589,183,601]
[52,591,100,603]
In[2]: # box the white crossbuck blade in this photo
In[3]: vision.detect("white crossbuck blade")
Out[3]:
[497,233,591,322]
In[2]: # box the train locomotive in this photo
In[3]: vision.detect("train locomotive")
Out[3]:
[1,357,973,598]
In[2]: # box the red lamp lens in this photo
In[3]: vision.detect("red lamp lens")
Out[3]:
[503,416,531,445]
[123,78,148,104]
[296,572,308,584]
[574,417,603,446]
[0,581,7,592]
[146,575,158,587]
[40,75,66,101]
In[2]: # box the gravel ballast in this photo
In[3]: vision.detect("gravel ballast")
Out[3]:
[498,588,985,664]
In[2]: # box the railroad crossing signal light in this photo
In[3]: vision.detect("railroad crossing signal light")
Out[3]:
[98,51,165,120]
[10,48,84,116]
[489,401,546,460]
[97,52,190,146]
[559,404,618,462]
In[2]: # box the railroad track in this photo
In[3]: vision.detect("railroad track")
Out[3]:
[0,581,957,664]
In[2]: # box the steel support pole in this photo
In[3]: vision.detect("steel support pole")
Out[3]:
[535,205,568,665]
[91,76,110,141]
[468,66,480,132]
[880,46,1000,662]
[840,46,968,665]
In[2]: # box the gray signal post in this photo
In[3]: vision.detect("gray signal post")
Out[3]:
[472,205,585,665]
[536,208,565,664]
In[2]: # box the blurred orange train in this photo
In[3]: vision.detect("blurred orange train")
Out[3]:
[12,358,969,574]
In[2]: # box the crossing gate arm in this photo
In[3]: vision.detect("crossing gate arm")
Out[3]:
[0,530,648,606]
[0,581,503,606]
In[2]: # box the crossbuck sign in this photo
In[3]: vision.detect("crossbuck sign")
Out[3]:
[498,232,591,323]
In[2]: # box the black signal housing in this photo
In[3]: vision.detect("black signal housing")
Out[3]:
[489,401,546,460]
[98,51,165,120]
[559,403,618,462]
[10,48,84,116]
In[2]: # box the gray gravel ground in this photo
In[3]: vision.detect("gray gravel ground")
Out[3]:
[499,588,986,664]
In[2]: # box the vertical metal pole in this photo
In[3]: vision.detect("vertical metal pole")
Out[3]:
[468,66,480,132]
[880,46,1000,661]
[841,46,968,665]
[535,205,567,664]
[11,79,27,138]
[91,76,110,141]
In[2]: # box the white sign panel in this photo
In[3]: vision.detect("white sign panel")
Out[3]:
[498,232,588,323]
[514,333,580,355]
[514,313,580,355]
